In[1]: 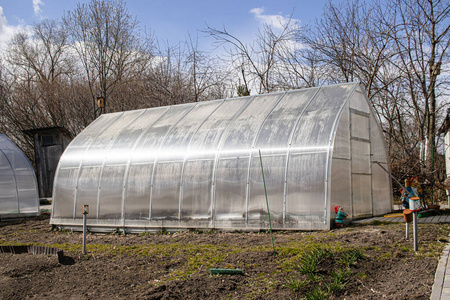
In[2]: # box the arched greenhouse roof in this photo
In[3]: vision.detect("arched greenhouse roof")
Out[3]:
[51,83,392,232]
[0,134,40,218]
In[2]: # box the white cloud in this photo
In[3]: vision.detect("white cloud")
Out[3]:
[0,6,31,53]
[250,7,299,30]
[33,0,44,16]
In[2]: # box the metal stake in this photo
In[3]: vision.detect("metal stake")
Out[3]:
[405,222,409,240]
[413,211,418,251]
[82,205,89,255]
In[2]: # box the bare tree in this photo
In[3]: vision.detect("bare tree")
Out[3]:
[63,0,154,117]
[390,0,450,178]
[185,34,231,101]
[204,14,299,94]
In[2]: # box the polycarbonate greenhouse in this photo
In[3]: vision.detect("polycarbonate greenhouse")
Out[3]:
[51,83,392,232]
[0,134,40,218]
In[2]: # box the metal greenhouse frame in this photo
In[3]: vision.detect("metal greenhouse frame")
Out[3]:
[0,134,40,218]
[51,83,392,232]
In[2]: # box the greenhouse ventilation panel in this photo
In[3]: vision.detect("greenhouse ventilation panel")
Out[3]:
[51,83,392,232]
[0,134,40,218]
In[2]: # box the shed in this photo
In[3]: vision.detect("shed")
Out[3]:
[0,134,40,218]
[23,127,73,198]
[51,83,392,232]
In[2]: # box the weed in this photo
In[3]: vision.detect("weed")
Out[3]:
[327,268,351,292]
[400,246,410,252]
[338,249,364,267]
[137,232,151,237]
[379,252,392,259]
[158,228,169,235]
[305,286,328,300]
[356,272,368,280]
[285,277,309,292]
[297,247,331,275]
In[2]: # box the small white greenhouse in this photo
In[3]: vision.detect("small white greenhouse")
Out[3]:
[0,134,40,218]
[51,83,392,232]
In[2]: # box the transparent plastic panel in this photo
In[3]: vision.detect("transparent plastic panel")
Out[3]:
[157,101,220,163]
[214,157,248,220]
[372,163,392,215]
[219,94,283,154]
[75,166,101,219]
[0,178,17,213]
[83,110,144,167]
[0,144,30,174]
[124,163,154,220]
[352,174,372,217]
[186,98,248,156]
[369,113,388,164]
[286,152,327,223]
[98,164,127,220]
[99,108,167,167]
[16,174,39,213]
[52,167,78,218]
[215,94,283,222]
[132,105,193,165]
[180,99,248,221]
[7,156,30,175]
[151,102,219,221]
[0,135,39,216]
[351,140,371,174]
[116,108,168,220]
[330,158,352,218]
[368,110,392,214]
[0,150,17,214]
[18,189,39,213]
[151,162,182,220]
[333,103,350,159]
[253,90,317,150]
[246,90,318,223]
[181,159,214,220]
[351,113,370,140]
[290,85,354,153]
[349,86,370,113]
[59,113,123,169]
[248,153,285,224]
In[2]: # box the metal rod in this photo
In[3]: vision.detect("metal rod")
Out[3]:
[405,222,409,240]
[413,211,418,251]
[259,149,276,255]
[82,213,87,255]
[373,161,415,198]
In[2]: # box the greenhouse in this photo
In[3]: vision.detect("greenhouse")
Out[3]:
[0,134,40,218]
[51,83,392,232]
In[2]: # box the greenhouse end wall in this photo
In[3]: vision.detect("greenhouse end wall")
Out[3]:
[0,134,40,218]
[51,83,393,232]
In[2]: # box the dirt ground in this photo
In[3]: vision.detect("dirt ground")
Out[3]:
[1,213,449,299]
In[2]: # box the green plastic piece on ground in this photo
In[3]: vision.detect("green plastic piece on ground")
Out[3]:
[210,268,244,275]
[418,210,434,218]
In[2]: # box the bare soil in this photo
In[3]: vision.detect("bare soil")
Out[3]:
[1,213,449,299]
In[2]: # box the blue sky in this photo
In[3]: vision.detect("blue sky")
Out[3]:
[0,0,332,51]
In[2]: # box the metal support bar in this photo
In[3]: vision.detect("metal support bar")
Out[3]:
[405,222,409,240]
[413,211,418,251]
[373,161,415,198]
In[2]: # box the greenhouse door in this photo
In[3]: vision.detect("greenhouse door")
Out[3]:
[350,110,372,217]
